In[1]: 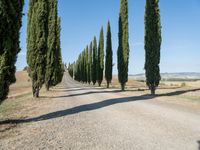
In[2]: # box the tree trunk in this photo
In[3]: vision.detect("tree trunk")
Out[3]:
[46,85,49,91]
[98,80,101,87]
[32,85,35,97]
[35,88,39,98]
[121,83,125,91]
[107,81,110,88]
[150,86,155,95]
[33,86,39,98]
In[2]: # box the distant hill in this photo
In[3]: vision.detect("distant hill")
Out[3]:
[129,72,200,81]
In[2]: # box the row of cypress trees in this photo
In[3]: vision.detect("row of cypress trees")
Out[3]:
[71,0,161,95]
[27,0,64,98]
[70,21,113,88]
[0,0,24,102]
[0,0,162,103]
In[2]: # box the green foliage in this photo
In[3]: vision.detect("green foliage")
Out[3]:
[105,21,113,88]
[92,37,97,85]
[73,37,98,85]
[27,0,48,97]
[0,0,24,102]
[45,0,58,90]
[97,27,104,87]
[27,0,63,96]
[68,63,74,78]
[46,15,64,90]
[117,0,129,91]
[74,55,81,81]
[88,42,93,84]
[144,0,162,95]
[85,46,89,83]
[53,17,64,85]
[82,49,86,83]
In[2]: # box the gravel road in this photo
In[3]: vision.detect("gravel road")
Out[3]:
[0,73,200,150]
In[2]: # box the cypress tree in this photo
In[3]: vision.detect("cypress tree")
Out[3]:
[97,27,104,87]
[105,21,113,88]
[82,50,86,83]
[81,52,83,82]
[92,37,97,85]
[27,0,48,97]
[68,62,74,78]
[74,60,77,80]
[85,46,89,83]
[144,0,162,95]
[117,0,129,91]
[52,17,64,86]
[45,0,58,91]
[88,42,93,84]
[75,54,82,82]
[0,0,24,102]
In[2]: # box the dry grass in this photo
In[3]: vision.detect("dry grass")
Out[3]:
[8,71,32,98]
[101,75,200,103]
[101,75,146,89]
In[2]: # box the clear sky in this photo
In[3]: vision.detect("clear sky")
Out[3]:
[17,0,200,74]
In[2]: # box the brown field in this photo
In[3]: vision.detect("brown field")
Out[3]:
[8,71,200,96]
[8,71,32,98]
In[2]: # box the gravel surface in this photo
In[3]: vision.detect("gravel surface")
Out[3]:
[0,73,200,150]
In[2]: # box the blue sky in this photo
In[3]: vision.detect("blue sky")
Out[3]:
[17,0,200,74]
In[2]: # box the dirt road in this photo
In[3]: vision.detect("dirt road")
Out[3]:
[0,73,200,150]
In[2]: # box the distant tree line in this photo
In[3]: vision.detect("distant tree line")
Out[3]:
[69,0,162,95]
[69,21,113,89]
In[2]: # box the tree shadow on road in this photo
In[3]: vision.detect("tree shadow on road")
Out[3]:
[48,88,200,99]
[157,88,200,97]
[55,87,107,92]
[55,86,181,93]
[50,90,129,98]
[0,88,199,125]
[0,94,154,125]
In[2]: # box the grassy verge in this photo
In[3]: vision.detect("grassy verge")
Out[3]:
[0,92,32,117]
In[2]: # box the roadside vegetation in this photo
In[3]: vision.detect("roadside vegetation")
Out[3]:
[0,0,199,117]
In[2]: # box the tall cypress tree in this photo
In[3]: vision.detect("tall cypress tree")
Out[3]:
[82,49,86,83]
[85,45,89,83]
[117,0,129,91]
[68,62,74,78]
[27,0,48,97]
[45,0,58,91]
[97,27,104,87]
[144,0,161,95]
[92,37,97,85]
[88,42,93,84]
[0,0,24,102]
[105,21,113,88]
[53,17,64,85]
[75,54,82,82]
